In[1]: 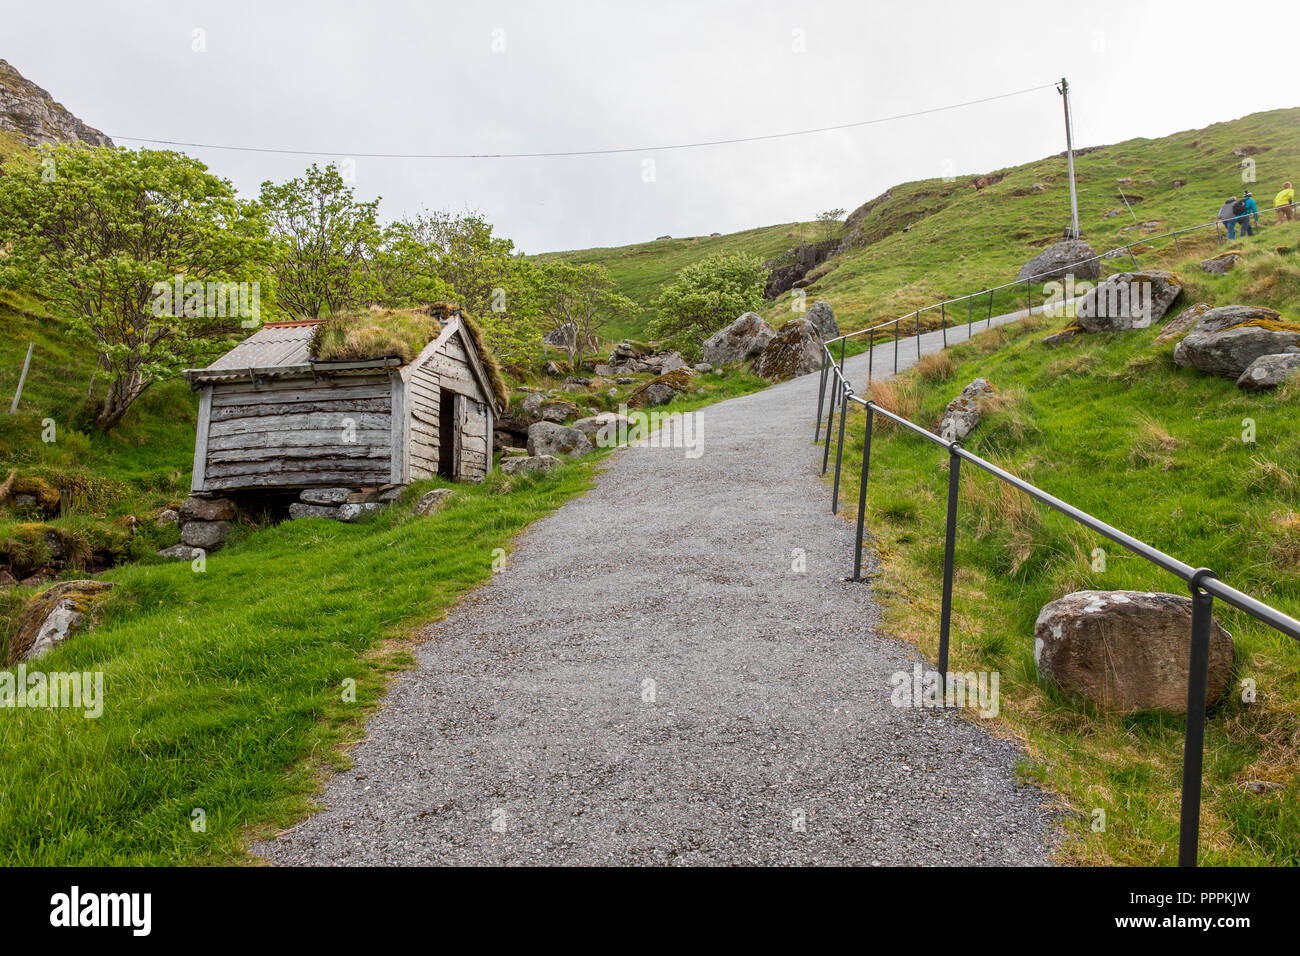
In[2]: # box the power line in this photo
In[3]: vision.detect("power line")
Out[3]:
[110,82,1056,160]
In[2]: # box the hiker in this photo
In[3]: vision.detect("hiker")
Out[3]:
[1218,196,1241,240]
[1241,191,1259,236]
[1276,181,1296,224]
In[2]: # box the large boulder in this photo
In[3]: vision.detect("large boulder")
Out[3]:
[1035,590,1234,713]
[1153,302,1212,345]
[1237,352,1300,391]
[752,318,823,381]
[5,580,114,665]
[500,454,562,476]
[628,369,695,408]
[936,378,995,442]
[701,312,776,366]
[1173,306,1300,379]
[1016,238,1101,283]
[1074,270,1182,332]
[180,519,230,550]
[180,496,237,522]
[572,412,633,448]
[538,399,580,423]
[804,300,840,340]
[526,421,593,458]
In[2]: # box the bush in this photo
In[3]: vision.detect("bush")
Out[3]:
[650,252,767,357]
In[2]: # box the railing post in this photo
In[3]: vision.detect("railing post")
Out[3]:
[987,290,993,329]
[1178,569,1218,867]
[868,328,874,384]
[915,310,921,361]
[1026,279,1032,316]
[831,387,849,514]
[937,442,962,693]
[967,295,973,340]
[839,336,847,379]
[851,403,874,581]
[821,378,836,474]
[941,303,947,349]
[893,318,899,375]
[815,352,828,439]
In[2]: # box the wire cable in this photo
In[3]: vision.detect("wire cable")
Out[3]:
[109,82,1056,159]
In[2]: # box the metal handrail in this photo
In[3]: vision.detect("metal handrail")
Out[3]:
[813,302,1300,868]
[822,201,1298,351]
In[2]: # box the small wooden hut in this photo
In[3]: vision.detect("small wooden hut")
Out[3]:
[184,304,507,496]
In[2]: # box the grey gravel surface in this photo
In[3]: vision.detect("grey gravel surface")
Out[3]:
[257,316,1053,866]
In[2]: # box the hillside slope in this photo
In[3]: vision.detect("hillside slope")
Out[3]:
[549,107,1300,341]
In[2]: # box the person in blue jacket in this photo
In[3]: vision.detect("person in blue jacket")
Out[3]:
[1241,191,1260,236]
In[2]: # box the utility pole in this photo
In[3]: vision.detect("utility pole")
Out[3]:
[1058,77,1081,240]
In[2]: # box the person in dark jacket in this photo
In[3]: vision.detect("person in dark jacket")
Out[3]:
[1218,196,1240,240]
[1241,191,1259,236]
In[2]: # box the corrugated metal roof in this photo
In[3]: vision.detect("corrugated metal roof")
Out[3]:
[205,323,316,371]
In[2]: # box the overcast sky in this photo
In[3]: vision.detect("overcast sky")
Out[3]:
[7,0,1299,253]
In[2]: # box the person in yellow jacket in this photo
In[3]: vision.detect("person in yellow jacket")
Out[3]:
[1275,182,1295,224]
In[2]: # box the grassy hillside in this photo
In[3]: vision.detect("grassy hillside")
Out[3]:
[549,107,1300,343]
[829,246,1300,865]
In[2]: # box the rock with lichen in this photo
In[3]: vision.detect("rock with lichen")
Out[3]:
[751,318,822,382]
[1173,305,1300,379]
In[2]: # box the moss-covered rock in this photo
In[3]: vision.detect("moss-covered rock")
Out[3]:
[752,318,822,382]
[5,579,114,664]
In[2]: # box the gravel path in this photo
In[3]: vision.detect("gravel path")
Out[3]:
[258,314,1054,866]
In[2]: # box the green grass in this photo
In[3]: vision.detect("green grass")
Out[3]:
[547,107,1300,347]
[828,267,1300,865]
[0,466,599,864]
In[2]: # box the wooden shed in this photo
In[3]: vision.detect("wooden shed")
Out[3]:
[184,305,507,495]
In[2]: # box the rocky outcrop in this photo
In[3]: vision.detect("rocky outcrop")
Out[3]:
[1016,238,1101,283]
[5,580,114,665]
[751,318,822,382]
[0,59,114,149]
[526,421,593,458]
[572,412,632,447]
[936,378,995,442]
[539,399,580,424]
[1034,590,1234,713]
[701,312,775,366]
[1173,306,1300,379]
[1074,270,1182,332]
[804,301,840,340]
[1237,352,1300,391]
[604,341,686,376]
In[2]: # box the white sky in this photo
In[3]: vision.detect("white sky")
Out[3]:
[6,0,1298,253]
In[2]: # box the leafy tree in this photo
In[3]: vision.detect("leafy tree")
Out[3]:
[650,252,767,354]
[0,145,271,430]
[816,208,846,244]
[260,163,380,318]
[534,262,635,371]
[374,209,543,366]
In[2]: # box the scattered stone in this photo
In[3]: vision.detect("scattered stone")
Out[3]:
[1154,302,1212,345]
[1042,325,1081,348]
[1237,352,1300,391]
[1034,590,1234,713]
[1102,209,1122,219]
[288,503,339,521]
[180,520,230,550]
[300,487,352,506]
[1016,238,1101,283]
[1173,305,1300,379]
[701,312,776,366]
[804,300,840,340]
[1233,145,1268,157]
[337,502,381,523]
[615,377,639,385]
[1116,177,1133,185]
[627,368,696,408]
[936,378,995,441]
[693,363,713,373]
[1172,179,1188,188]
[1030,182,1048,192]
[520,392,543,420]
[6,580,114,665]
[1074,270,1182,332]
[752,318,823,381]
[0,570,18,588]
[1200,252,1240,274]
[180,496,237,522]
[539,399,580,423]
[157,544,203,561]
[526,421,593,458]
[500,454,562,476]
[544,359,571,377]
[154,508,179,527]
[1243,780,1284,794]
[412,488,453,516]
